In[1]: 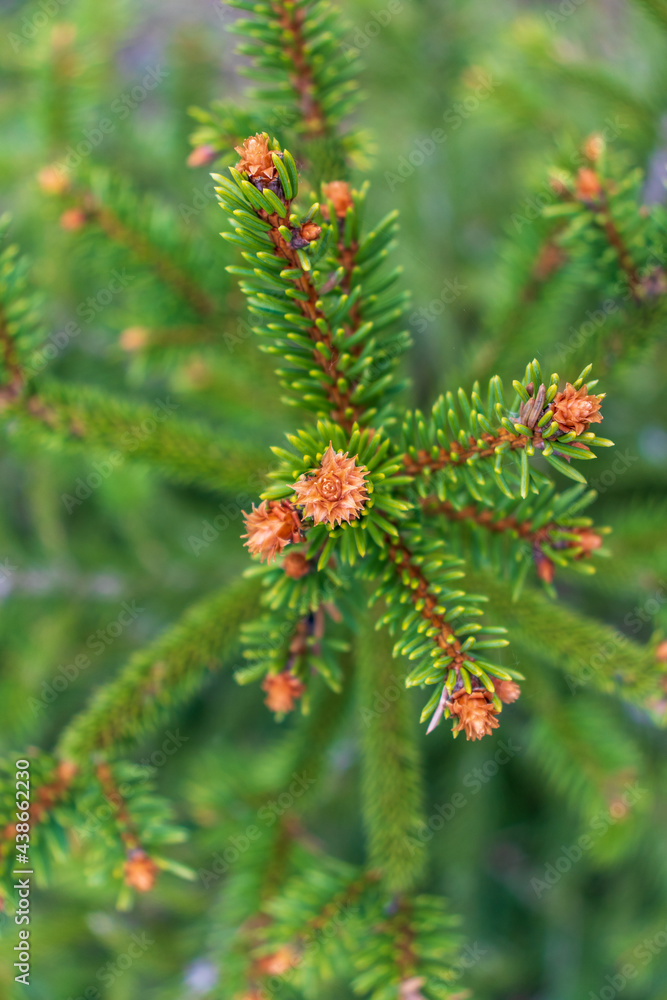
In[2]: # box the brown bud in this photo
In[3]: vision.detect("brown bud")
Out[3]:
[242,501,301,563]
[322,181,353,217]
[261,672,305,714]
[59,208,87,231]
[583,133,605,162]
[573,528,603,556]
[536,554,555,584]
[655,640,667,663]
[493,678,521,704]
[299,222,321,243]
[187,144,216,168]
[292,443,368,527]
[56,759,78,784]
[552,383,604,436]
[575,167,601,202]
[234,133,277,185]
[123,849,159,892]
[283,551,310,579]
[120,326,150,352]
[449,688,500,741]
[37,165,70,196]
[399,977,427,1000]
[256,946,298,976]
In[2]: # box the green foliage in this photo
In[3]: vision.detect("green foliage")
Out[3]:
[426,482,605,597]
[0,216,44,399]
[191,0,367,178]
[357,620,426,892]
[215,157,409,426]
[353,895,465,1000]
[59,577,261,758]
[1,0,666,997]
[14,380,268,495]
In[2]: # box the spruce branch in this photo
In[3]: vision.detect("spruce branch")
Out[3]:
[0,298,23,406]
[422,483,606,590]
[72,758,193,905]
[0,217,45,407]
[468,571,666,710]
[526,683,647,825]
[226,0,364,170]
[40,170,220,320]
[84,197,217,319]
[58,578,261,758]
[216,137,408,429]
[545,136,667,307]
[94,761,160,893]
[401,360,612,503]
[353,894,465,1000]
[250,861,381,995]
[8,380,267,496]
[357,616,427,892]
[0,755,77,909]
[364,521,518,740]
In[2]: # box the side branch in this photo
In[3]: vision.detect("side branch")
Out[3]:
[422,497,604,584]
[43,176,218,319]
[0,761,76,859]
[272,0,328,138]
[368,522,518,741]
[403,426,527,476]
[86,199,217,318]
[0,303,23,407]
[95,762,159,893]
[257,199,364,428]
[386,537,482,687]
[58,578,261,758]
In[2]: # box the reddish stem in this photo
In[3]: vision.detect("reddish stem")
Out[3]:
[402,428,527,477]
[272,1,328,138]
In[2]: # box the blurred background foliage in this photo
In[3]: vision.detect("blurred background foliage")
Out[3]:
[0,0,666,997]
